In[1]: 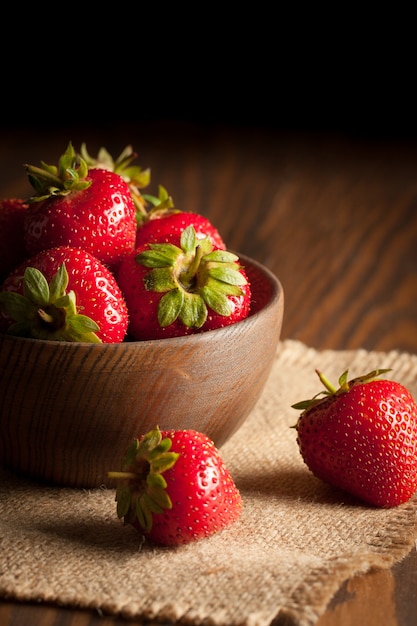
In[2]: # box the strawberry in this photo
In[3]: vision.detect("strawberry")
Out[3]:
[135,208,226,250]
[23,142,137,272]
[292,369,417,508]
[0,246,128,343]
[117,225,251,340]
[0,198,29,283]
[108,426,242,546]
[134,185,226,250]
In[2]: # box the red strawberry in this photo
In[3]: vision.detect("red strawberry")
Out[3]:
[292,369,417,508]
[23,142,137,272]
[135,193,226,251]
[117,225,251,340]
[0,198,29,283]
[108,426,242,546]
[135,209,226,250]
[0,246,128,343]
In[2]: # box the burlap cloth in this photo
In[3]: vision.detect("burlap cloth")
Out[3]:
[1,339,417,626]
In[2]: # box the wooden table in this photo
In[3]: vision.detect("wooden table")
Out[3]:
[1,120,417,625]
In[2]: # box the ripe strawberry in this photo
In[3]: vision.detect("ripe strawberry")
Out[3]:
[23,142,137,272]
[0,246,128,343]
[117,225,251,340]
[108,426,242,546]
[135,185,226,251]
[0,198,29,283]
[292,369,417,508]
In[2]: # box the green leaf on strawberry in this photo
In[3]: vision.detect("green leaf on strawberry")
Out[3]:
[80,143,150,189]
[134,225,247,330]
[0,263,101,342]
[109,427,179,531]
[142,184,175,216]
[292,368,392,411]
[139,243,183,269]
[25,142,91,201]
[80,143,152,219]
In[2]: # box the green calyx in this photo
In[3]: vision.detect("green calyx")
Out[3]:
[80,143,153,220]
[141,184,177,223]
[0,263,101,342]
[136,225,247,329]
[108,426,180,532]
[291,368,392,415]
[25,141,91,202]
[80,143,150,188]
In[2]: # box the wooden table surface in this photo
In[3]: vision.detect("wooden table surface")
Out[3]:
[1,120,417,625]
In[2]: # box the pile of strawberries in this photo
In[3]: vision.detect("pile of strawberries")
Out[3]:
[0,142,251,343]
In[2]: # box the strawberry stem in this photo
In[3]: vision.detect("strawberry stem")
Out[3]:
[107,470,139,480]
[180,245,203,288]
[37,308,54,324]
[25,164,63,189]
[315,369,338,393]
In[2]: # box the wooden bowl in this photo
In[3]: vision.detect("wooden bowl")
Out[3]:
[0,255,284,488]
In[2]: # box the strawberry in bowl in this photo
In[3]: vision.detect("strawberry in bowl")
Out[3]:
[0,246,128,343]
[134,185,226,251]
[117,225,250,340]
[0,140,284,489]
[23,142,137,273]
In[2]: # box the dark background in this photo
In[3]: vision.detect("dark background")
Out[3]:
[2,14,416,143]
[3,66,415,141]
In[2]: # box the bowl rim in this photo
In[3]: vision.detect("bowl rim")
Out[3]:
[0,253,283,349]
